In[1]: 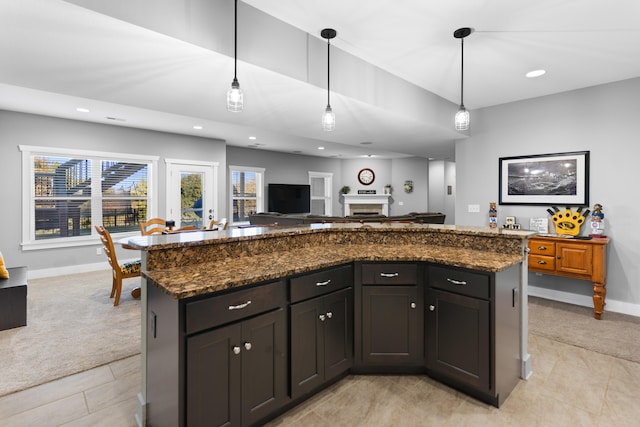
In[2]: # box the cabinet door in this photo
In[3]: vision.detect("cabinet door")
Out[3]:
[187,323,242,427]
[426,288,490,392]
[323,288,353,382]
[362,285,421,365]
[291,297,324,399]
[241,308,287,427]
[556,242,592,276]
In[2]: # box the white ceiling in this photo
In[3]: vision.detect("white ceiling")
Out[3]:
[1,0,639,160]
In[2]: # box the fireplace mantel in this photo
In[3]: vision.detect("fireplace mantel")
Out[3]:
[342,194,391,216]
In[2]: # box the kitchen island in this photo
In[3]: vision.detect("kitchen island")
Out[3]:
[126,223,534,427]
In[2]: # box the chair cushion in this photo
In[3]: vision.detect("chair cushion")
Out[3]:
[120,259,141,275]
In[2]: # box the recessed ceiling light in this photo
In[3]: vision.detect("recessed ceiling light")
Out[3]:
[318,146,325,150]
[76,107,90,113]
[248,136,257,140]
[193,125,203,130]
[526,69,546,78]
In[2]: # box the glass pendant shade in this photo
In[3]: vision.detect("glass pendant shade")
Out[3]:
[322,105,335,131]
[455,105,469,131]
[227,78,243,112]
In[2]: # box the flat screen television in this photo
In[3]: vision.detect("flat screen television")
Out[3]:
[268,183,311,214]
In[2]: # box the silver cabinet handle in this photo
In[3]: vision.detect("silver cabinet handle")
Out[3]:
[316,279,331,287]
[232,346,241,355]
[538,260,547,265]
[244,342,252,351]
[319,314,326,321]
[228,300,252,311]
[429,305,435,311]
[446,278,467,286]
[380,272,399,278]
[326,311,333,319]
[410,302,416,309]
[538,246,547,250]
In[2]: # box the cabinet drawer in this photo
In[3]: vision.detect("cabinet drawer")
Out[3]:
[290,264,352,303]
[528,254,556,271]
[428,265,489,299]
[528,240,555,256]
[185,280,287,334]
[361,263,418,285]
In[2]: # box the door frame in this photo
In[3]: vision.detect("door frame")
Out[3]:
[165,159,219,228]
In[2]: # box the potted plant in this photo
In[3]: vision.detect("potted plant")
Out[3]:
[340,185,351,194]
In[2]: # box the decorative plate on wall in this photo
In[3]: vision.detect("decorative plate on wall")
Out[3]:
[358,168,375,185]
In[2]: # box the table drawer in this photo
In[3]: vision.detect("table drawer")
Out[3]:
[290,264,352,303]
[185,280,287,334]
[528,240,556,256]
[528,255,556,271]
[428,265,490,299]
[361,263,418,285]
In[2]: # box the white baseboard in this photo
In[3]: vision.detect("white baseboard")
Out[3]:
[26,257,140,280]
[529,286,640,318]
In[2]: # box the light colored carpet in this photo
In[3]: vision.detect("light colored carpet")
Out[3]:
[528,296,640,364]
[0,270,141,397]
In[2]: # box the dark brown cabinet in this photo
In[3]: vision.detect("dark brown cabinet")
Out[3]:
[290,265,353,399]
[186,308,287,427]
[359,263,423,366]
[425,264,520,407]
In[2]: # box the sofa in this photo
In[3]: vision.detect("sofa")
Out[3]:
[249,212,446,226]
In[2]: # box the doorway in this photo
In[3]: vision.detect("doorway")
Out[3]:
[165,159,219,228]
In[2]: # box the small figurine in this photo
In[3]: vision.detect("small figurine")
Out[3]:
[590,203,606,237]
[591,204,604,221]
[489,202,497,228]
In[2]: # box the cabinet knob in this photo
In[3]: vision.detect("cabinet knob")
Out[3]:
[326,311,333,319]
[429,305,435,312]
[538,260,546,265]
[319,314,326,322]
[538,246,547,250]
[232,346,241,355]
[244,342,252,351]
[410,302,416,309]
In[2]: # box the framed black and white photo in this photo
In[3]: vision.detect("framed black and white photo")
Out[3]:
[499,151,589,206]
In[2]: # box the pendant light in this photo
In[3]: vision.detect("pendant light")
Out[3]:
[454,27,473,131]
[227,0,243,112]
[321,28,337,131]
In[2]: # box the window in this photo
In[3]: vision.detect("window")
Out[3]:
[229,165,264,225]
[20,145,158,249]
[309,171,333,216]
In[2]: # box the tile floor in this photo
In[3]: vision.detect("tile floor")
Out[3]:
[1,334,640,426]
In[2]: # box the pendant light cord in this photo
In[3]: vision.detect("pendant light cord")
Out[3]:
[460,37,464,106]
[327,38,331,106]
[233,0,238,81]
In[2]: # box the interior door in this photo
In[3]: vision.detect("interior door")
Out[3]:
[166,160,218,228]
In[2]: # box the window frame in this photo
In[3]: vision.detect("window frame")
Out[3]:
[228,165,264,226]
[19,145,159,250]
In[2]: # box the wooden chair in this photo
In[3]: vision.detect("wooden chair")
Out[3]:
[95,225,141,306]
[207,218,229,230]
[140,217,166,235]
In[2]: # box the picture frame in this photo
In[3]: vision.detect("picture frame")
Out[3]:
[499,151,589,206]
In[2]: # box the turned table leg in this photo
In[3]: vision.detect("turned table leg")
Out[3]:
[592,282,607,320]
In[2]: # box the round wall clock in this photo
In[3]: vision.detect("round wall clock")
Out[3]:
[358,168,375,185]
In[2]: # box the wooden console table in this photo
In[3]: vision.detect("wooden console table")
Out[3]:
[528,236,609,319]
